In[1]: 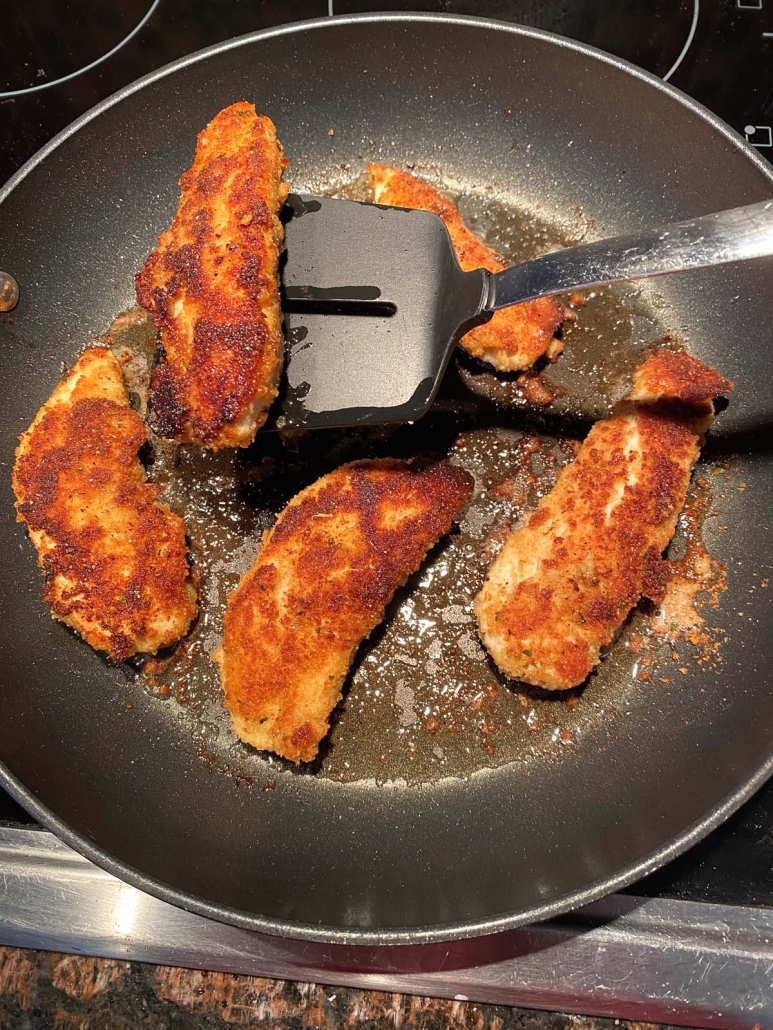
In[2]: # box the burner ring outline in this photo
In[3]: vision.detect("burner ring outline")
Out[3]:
[0,3,698,102]
[663,0,699,81]
[0,0,162,99]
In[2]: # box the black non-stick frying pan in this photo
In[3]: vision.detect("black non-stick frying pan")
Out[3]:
[1,14,772,945]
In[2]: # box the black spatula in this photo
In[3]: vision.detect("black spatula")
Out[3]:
[276,194,773,430]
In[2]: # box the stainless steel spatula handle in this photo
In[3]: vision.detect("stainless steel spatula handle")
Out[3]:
[484,199,773,312]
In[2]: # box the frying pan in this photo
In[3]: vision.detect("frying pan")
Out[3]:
[1,14,772,946]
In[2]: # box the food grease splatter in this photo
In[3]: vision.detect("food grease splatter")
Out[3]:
[100,170,730,786]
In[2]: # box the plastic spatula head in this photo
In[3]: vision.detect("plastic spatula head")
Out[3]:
[275,194,487,430]
[275,195,773,430]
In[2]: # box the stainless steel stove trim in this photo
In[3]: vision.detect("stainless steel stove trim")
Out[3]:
[0,827,770,1029]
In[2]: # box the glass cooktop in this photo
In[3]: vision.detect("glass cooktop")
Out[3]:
[2,0,772,911]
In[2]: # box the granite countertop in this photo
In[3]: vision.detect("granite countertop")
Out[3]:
[0,948,695,1030]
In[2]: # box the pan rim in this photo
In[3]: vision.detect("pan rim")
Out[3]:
[3,12,773,201]
[3,757,772,945]
[2,11,773,946]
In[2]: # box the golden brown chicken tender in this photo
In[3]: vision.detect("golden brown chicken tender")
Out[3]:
[367,164,564,372]
[12,348,197,662]
[136,102,289,449]
[475,350,733,690]
[214,458,474,762]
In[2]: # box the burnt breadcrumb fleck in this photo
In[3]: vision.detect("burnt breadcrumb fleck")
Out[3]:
[214,458,474,762]
[367,164,564,373]
[12,348,198,662]
[475,349,733,690]
[136,102,289,449]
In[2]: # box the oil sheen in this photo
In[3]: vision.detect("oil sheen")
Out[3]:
[106,172,727,786]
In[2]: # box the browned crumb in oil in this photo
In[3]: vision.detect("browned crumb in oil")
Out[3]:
[649,475,728,667]
[516,371,557,407]
[328,427,634,783]
[102,301,732,786]
[144,656,173,677]
[95,164,734,787]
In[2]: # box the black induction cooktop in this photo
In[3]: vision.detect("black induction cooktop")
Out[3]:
[2,0,773,912]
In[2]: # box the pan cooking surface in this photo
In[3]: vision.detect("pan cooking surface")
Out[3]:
[1,16,772,942]
[109,179,733,788]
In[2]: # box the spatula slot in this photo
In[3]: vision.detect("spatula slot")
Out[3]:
[282,285,397,317]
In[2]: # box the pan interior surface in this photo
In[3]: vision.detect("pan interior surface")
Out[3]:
[0,16,772,943]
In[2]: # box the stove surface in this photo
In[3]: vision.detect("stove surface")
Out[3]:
[2,0,772,917]
[2,0,773,186]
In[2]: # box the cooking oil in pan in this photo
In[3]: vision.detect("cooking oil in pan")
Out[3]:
[105,176,728,786]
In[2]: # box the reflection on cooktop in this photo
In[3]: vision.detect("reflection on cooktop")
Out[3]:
[333,0,697,78]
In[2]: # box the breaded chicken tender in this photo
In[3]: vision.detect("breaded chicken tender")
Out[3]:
[367,164,564,372]
[475,350,733,690]
[214,459,474,762]
[136,102,289,449]
[12,348,197,662]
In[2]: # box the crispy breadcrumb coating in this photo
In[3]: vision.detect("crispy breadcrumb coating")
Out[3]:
[368,164,564,372]
[214,458,474,762]
[13,348,197,661]
[475,350,733,689]
[136,102,289,449]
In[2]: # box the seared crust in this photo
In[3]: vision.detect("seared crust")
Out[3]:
[136,103,289,449]
[214,459,474,762]
[475,350,733,690]
[367,164,564,372]
[629,348,734,405]
[12,348,198,662]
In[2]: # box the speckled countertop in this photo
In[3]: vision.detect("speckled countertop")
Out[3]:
[0,949,695,1030]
